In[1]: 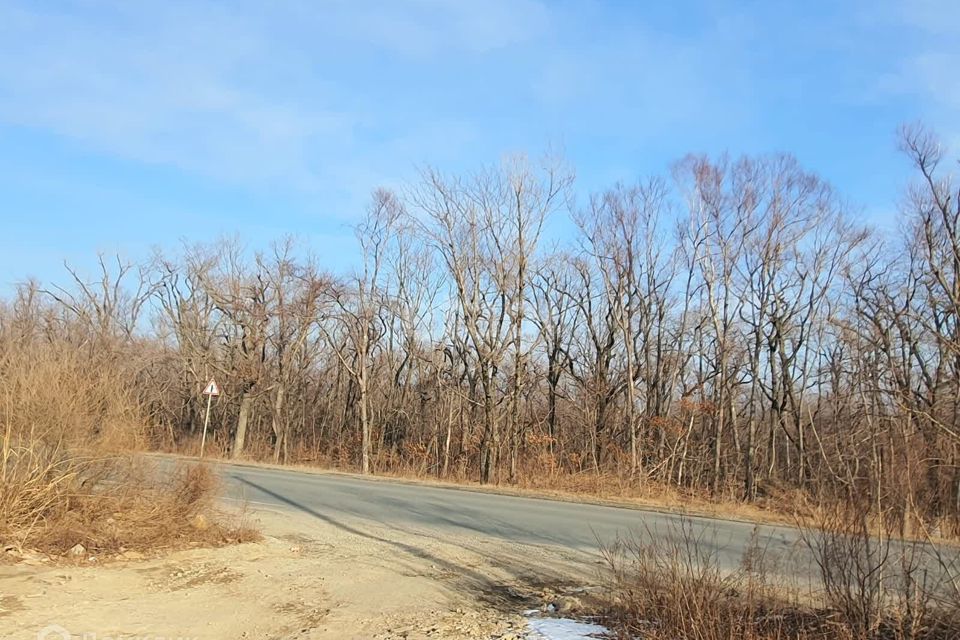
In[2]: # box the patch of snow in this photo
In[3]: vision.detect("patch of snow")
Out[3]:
[525,616,609,640]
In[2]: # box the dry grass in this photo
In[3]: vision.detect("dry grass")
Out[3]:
[601,522,824,639]
[0,335,257,558]
[1,449,257,556]
[600,516,960,640]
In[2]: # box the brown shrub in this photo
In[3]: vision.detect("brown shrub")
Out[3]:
[1,442,257,556]
[601,521,826,639]
[801,505,960,640]
[0,332,257,557]
[601,517,960,640]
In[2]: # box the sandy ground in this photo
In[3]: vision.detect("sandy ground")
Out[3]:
[0,507,603,640]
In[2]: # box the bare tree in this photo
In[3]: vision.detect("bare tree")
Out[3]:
[194,240,270,459]
[324,190,398,474]
[259,239,329,463]
[410,156,571,483]
[576,178,675,477]
[44,253,157,344]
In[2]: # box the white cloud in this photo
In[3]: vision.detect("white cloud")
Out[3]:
[870,0,960,131]
[7,0,953,204]
[0,2,354,187]
[0,0,549,192]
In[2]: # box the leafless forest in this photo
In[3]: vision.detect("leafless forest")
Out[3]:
[5,125,960,534]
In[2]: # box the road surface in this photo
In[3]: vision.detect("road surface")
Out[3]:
[204,459,815,579]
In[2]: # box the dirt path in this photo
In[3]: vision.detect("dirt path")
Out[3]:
[1,507,602,639]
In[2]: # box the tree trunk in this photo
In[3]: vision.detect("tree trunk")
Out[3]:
[359,368,370,474]
[712,374,725,495]
[272,384,286,464]
[233,391,253,460]
[745,412,757,501]
[480,369,499,484]
[442,394,453,478]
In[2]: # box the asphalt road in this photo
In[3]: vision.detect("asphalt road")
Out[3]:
[205,459,814,579]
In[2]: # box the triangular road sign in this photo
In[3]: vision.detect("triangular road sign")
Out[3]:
[202,379,221,397]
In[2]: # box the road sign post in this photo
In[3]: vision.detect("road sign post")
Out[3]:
[200,378,220,458]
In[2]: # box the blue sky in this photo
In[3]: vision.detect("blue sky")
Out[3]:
[1,0,958,289]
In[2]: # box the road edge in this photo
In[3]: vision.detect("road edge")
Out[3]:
[145,451,803,532]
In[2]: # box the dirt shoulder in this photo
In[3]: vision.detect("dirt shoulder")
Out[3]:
[1,506,601,639]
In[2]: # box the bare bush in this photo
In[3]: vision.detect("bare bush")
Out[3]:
[601,521,822,639]
[0,288,256,556]
[801,505,960,640]
[601,517,960,640]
